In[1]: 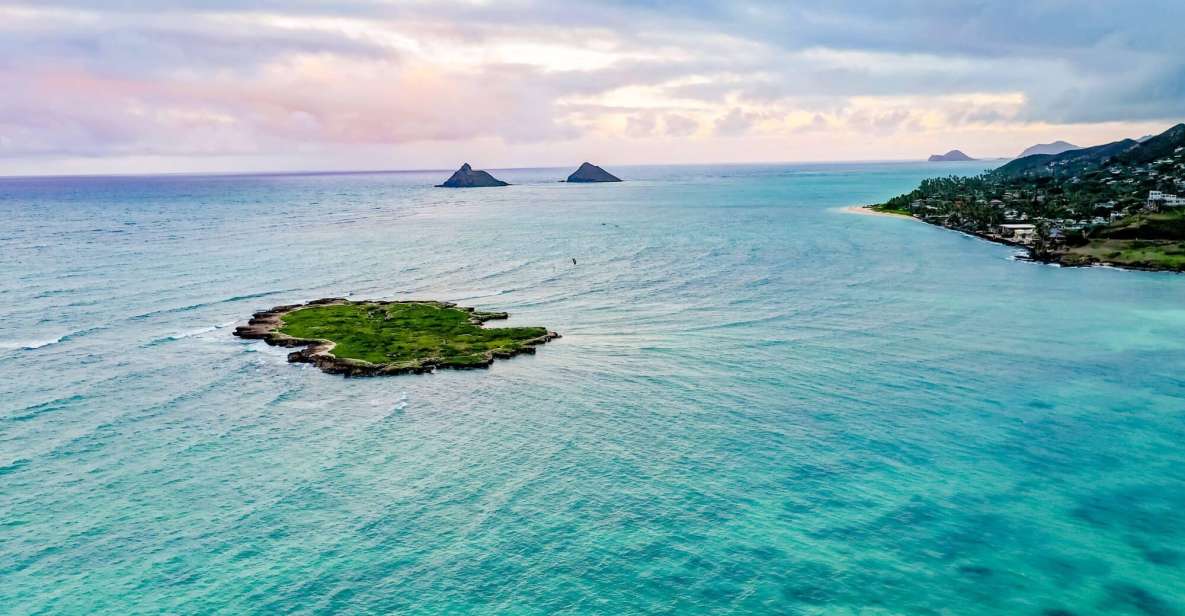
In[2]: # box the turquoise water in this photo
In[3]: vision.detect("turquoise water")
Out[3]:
[2,163,1184,614]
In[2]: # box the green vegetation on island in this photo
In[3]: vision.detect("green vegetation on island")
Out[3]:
[233,299,559,376]
[871,123,1185,271]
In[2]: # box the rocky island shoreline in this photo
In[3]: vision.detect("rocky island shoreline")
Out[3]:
[234,298,560,377]
[566,162,621,183]
[436,163,509,187]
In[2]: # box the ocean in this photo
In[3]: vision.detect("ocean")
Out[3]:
[2,162,1184,614]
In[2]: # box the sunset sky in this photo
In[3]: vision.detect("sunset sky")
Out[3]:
[2,1,1183,175]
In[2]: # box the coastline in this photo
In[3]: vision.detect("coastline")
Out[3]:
[854,204,1185,273]
[233,298,561,377]
[840,205,916,220]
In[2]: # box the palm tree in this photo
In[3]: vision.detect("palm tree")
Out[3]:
[1031,220,1053,260]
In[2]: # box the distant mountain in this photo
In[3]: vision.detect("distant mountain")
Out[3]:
[928,150,975,162]
[1017,140,1079,158]
[566,162,622,183]
[435,163,509,188]
[992,123,1185,179]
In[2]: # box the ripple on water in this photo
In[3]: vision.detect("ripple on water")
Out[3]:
[1,165,1183,614]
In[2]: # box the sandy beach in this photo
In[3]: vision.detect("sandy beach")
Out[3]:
[840,205,915,219]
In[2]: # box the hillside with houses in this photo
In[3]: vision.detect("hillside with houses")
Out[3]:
[872,123,1185,271]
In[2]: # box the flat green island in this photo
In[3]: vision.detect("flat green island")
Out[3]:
[233,298,559,376]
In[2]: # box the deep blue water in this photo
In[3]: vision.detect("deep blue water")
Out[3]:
[2,162,1184,614]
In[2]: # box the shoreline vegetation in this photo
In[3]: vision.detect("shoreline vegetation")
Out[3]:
[865,202,1185,272]
[233,298,559,377]
[865,122,1185,272]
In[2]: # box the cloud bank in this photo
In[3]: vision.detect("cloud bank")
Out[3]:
[0,1,1181,173]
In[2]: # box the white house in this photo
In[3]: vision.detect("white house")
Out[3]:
[1148,191,1185,208]
[999,223,1037,243]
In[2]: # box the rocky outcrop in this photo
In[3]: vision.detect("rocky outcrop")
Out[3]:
[928,150,975,162]
[566,162,622,183]
[436,163,509,187]
[232,298,559,377]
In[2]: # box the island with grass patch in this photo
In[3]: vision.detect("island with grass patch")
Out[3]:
[233,298,559,376]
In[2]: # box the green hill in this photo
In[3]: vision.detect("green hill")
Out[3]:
[871,122,1185,271]
[1110,123,1185,167]
[992,139,1139,179]
[992,123,1185,180]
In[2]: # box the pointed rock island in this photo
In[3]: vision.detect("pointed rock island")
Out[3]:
[566,162,622,183]
[436,163,509,187]
[234,298,559,376]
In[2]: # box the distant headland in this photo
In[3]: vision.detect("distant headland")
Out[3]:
[233,298,559,376]
[866,123,1185,272]
[1017,141,1079,158]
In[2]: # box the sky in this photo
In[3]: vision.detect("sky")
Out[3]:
[1,0,1183,175]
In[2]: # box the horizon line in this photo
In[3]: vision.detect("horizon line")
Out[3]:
[0,157,1005,181]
